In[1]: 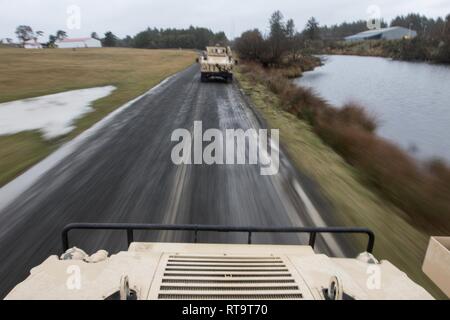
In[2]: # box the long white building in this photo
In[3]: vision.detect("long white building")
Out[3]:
[56,37,102,48]
[24,39,43,49]
[345,26,417,42]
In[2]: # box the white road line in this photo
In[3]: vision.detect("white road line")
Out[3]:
[292,179,345,256]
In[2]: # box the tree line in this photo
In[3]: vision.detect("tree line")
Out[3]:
[235,11,450,64]
[96,27,228,49]
[317,13,449,41]
[234,11,320,66]
[13,25,68,47]
[10,25,228,49]
[320,13,450,63]
[385,15,450,63]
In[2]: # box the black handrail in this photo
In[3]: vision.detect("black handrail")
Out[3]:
[62,223,375,254]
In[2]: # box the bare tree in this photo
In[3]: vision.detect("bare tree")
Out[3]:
[33,31,44,42]
[234,11,302,65]
[15,25,34,45]
[290,32,305,62]
[268,10,288,64]
[102,31,118,47]
[304,17,320,41]
[235,29,266,61]
[56,30,67,40]
[47,30,67,47]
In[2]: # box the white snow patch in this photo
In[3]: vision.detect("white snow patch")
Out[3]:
[0,86,116,139]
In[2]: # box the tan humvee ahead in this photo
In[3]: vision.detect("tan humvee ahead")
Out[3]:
[198,46,235,83]
[5,224,448,300]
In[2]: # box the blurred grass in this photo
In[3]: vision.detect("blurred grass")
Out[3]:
[236,69,445,299]
[0,132,55,186]
[0,47,196,186]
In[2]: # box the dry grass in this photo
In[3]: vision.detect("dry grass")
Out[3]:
[0,47,196,186]
[0,131,55,186]
[0,47,195,103]
[236,65,448,298]
[265,55,322,79]
[321,40,389,57]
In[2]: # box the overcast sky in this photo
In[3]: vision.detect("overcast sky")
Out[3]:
[1,0,449,41]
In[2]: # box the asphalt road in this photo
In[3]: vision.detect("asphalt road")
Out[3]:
[0,64,345,297]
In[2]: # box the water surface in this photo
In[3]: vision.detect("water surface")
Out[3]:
[296,55,450,162]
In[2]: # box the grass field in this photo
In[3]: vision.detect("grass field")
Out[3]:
[0,47,196,186]
[236,69,445,299]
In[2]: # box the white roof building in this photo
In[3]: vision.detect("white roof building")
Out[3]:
[56,37,102,48]
[24,39,43,49]
[345,26,417,42]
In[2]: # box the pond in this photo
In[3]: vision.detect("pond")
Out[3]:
[296,55,450,162]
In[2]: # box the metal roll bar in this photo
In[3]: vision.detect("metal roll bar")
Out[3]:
[62,223,375,253]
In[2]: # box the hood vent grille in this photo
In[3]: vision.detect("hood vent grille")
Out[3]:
[156,255,304,300]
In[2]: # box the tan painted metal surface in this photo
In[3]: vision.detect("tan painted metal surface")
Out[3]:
[200,46,235,75]
[5,242,433,300]
[422,237,450,297]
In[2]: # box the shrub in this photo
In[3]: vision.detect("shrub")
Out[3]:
[336,103,378,132]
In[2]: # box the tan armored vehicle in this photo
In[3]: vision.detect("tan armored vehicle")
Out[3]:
[199,46,235,83]
[5,223,448,300]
